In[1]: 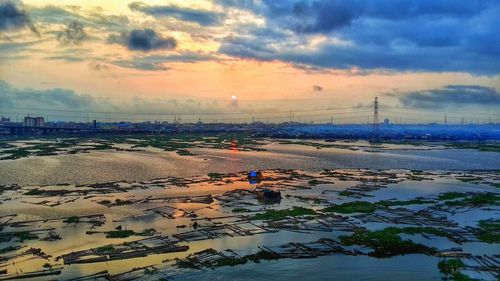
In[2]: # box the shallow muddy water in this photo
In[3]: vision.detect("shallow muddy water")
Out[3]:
[0,138,498,280]
[0,140,498,186]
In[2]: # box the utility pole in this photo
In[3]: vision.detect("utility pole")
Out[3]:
[289,109,292,123]
[444,113,447,126]
[330,115,333,125]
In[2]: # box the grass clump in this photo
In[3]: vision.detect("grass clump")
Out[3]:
[377,198,434,207]
[456,176,482,183]
[232,208,251,213]
[447,142,500,153]
[338,190,357,197]
[63,216,79,223]
[393,226,451,239]
[95,245,115,254]
[322,201,377,214]
[14,231,39,242]
[308,179,320,186]
[176,149,194,156]
[0,246,17,254]
[213,256,248,267]
[208,173,223,181]
[98,198,134,207]
[246,250,282,262]
[475,220,499,243]
[438,192,469,200]
[438,259,464,275]
[438,259,477,281]
[105,230,137,238]
[175,259,198,269]
[445,193,499,207]
[251,207,316,221]
[339,228,437,258]
[24,188,44,196]
[104,228,156,238]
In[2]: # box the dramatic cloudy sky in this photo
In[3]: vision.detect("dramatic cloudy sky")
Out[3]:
[0,0,499,123]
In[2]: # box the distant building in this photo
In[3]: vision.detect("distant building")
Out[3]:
[24,116,45,127]
[0,116,10,123]
[384,118,390,125]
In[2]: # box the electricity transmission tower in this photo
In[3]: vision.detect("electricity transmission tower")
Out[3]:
[371,97,380,144]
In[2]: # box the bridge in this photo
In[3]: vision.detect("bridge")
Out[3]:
[0,124,95,135]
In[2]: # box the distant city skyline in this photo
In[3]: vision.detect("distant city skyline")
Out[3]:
[1,0,499,123]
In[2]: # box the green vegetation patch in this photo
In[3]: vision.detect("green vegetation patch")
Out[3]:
[377,198,434,207]
[339,227,437,258]
[447,142,500,153]
[232,208,251,213]
[175,249,282,270]
[438,192,469,200]
[13,231,39,242]
[456,176,483,183]
[105,230,137,238]
[98,198,135,207]
[475,220,500,243]
[24,188,44,196]
[0,139,115,160]
[213,256,248,267]
[245,250,282,262]
[95,245,115,254]
[438,258,464,275]
[175,259,199,269]
[176,149,195,156]
[63,216,80,223]
[251,207,316,221]
[0,133,266,161]
[438,259,478,281]
[0,246,18,254]
[338,190,357,197]
[322,201,377,214]
[445,193,499,207]
[92,228,156,238]
[208,173,224,181]
[308,179,321,186]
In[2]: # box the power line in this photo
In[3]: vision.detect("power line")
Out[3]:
[0,105,366,116]
[380,105,499,116]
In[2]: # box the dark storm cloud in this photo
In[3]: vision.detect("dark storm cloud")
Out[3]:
[0,1,36,33]
[216,0,500,75]
[108,29,177,51]
[57,21,87,45]
[218,0,495,33]
[129,2,222,26]
[397,85,500,108]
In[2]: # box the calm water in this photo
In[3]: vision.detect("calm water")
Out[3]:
[0,140,498,280]
[0,141,498,186]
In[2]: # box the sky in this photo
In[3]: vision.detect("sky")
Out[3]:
[0,0,499,124]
